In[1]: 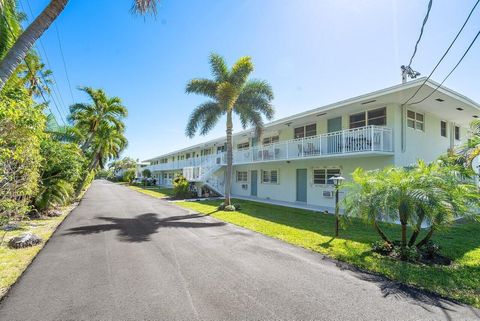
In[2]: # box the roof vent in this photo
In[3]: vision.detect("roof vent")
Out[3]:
[435,98,445,102]
[361,99,376,105]
[473,115,479,118]
[457,107,464,111]
[316,112,327,117]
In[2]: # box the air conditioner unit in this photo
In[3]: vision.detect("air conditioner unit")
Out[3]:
[323,191,334,198]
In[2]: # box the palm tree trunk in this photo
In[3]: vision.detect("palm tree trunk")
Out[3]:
[0,0,68,91]
[408,208,425,246]
[75,146,99,197]
[373,221,392,244]
[416,226,434,248]
[224,110,233,206]
[401,223,407,247]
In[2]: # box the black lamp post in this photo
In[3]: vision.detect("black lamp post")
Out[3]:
[331,174,344,237]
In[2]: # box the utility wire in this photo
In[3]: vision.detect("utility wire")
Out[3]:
[54,22,75,105]
[23,0,70,118]
[408,0,433,66]
[1,13,66,127]
[403,0,479,105]
[410,30,480,105]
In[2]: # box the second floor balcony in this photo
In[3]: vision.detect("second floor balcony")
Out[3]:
[146,125,393,172]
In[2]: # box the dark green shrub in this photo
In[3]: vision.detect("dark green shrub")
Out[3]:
[173,174,191,199]
[371,240,393,255]
[392,245,420,262]
[421,241,441,259]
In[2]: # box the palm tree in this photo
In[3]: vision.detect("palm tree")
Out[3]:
[68,87,127,153]
[185,53,274,206]
[0,0,160,90]
[20,52,54,97]
[344,160,479,256]
[75,124,127,196]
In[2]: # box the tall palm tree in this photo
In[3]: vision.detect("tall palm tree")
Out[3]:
[68,87,127,153]
[21,52,54,97]
[74,124,127,196]
[0,0,160,90]
[185,53,274,205]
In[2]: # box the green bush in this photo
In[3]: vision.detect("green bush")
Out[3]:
[392,245,420,262]
[122,168,136,184]
[371,240,393,255]
[173,174,192,199]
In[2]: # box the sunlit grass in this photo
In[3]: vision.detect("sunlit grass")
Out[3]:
[0,205,74,298]
[177,199,480,308]
[128,185,174,198]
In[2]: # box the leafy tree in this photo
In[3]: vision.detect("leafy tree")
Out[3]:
[173,174,191,199]
[34,138,85,211]
[122,168,136,184]
[344,160,479,258]
[142,168,151,178]
[69,87,127,153]
[0,86,44,221]
[0,0,160,91]
[185,53,274,205]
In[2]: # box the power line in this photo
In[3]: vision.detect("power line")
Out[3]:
[23,0,70,118]
[0,12,67,127]
[408,0,433,66]
[403,0,479,104]
[54,22,75,105]
[410,30,480,105]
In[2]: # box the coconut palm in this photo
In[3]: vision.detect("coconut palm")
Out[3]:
[185,53,274,205]
[20,52,54,97]
[68,87,127,153]
[0,0,160,90]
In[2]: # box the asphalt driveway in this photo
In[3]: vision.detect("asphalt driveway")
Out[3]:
[0,180,478,320]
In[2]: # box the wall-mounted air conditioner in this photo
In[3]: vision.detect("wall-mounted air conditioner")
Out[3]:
[323,191,334,198]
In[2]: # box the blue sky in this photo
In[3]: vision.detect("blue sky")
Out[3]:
[25,0,480,161]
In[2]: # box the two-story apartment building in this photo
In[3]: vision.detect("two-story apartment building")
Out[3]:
[144,78,480,210]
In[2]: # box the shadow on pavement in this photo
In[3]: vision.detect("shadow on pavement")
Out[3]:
[63,213,225,242]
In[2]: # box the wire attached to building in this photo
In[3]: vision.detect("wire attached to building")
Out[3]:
[403,0,479,105]
[410,29,480,105]
[408,0,433,67]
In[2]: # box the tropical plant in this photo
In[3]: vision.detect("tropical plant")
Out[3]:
[344,160,479,259]
[185,53,274,205]
[0,86,44,221]
[142,168,151,178]
[122,168,136,184]
[34,138,85,211]
[0,0,160,91]
[20,52,54,97]
[172,174,191,199]
[69,87,128,153]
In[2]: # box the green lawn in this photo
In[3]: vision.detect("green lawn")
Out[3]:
[128,185,174,198]
[0,206,73,298]
[176,199,480,308]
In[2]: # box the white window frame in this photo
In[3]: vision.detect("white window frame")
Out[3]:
[407,109,425,132]
[349,107,387,129]
[312,168,341,186]
[262,135,280,145]
[294,123,317,139]
[454,125,461,141]
[261,169,279,184]
[236,170,248,183]
[440,120,448,138]
[237,142,250,150]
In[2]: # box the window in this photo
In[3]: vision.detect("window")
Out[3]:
[455,126,460,140]
[407,110,424,131]
[349,107,386,129]
[262,135,279,145]
[440,121,447,137]
[236,171,248,182]
[262,169,279,184]
[294,124,317,139]
[237,142,250,150]
[313,168,341,185]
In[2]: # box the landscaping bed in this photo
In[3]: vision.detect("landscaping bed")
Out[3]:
[176,198,480,308]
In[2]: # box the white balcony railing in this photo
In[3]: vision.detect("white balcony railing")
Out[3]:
[233,125,393,164]
[146,126,393,173]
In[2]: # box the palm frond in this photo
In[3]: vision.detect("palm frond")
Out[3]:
[131,0,159,15]
[185,101,222,138]
[209,53,228,82]
[185,78,217,98]
[229,56,253,87]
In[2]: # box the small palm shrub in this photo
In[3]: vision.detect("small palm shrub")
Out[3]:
[371,240,394,255]
[173,174,192,199]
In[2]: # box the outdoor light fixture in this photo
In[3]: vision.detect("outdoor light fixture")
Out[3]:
[435,98,445,102]
[473,115,479,118]
[331,175,345,237]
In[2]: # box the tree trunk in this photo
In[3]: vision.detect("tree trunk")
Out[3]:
[373,221,392,244]
[75,146,99,197]
[416,226,434,248]
[0,0,68,91]
[224,111,233,206]
[408,208,425,246]
[401,223,407,248]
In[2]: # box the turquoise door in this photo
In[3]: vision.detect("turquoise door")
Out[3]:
[296,169,307,202]
[327,117,342,153]
[251,170,258,196]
